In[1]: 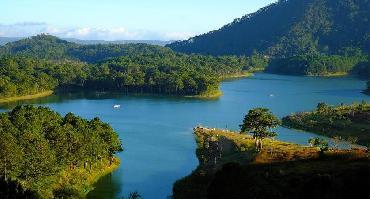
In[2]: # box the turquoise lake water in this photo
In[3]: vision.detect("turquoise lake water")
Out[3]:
[1,73,369,199]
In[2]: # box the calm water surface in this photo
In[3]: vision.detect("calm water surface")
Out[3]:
[1,73,369,199]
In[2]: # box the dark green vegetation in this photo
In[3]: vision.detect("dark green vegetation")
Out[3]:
[168,0,370,57]
[267,50,368,76]
[240,108,281,151]
[168,0,370,76]
[172,127,370,199]
[0,56,87,99]
[283,102,370,146]
[0,105,123,198]
[0,176,38,198]
[0,35,267,100]
[207,159,369,199]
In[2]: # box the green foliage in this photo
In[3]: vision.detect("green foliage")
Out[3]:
[0,105,122,196]
[308,137,329,152]
[267,52,368,75]
[283,102,370,145]
[0,56,88,98]
[0,35,264,98]
[168,0,370,57]
[240,108,281,139]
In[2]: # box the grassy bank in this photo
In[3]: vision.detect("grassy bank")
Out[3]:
[0,90,53,103]
[307,72,348,77]
[221,71,254,80]
[19,157,120,198]
[185,89,223,99]
[282,102,370,146]
[172,127,369,199]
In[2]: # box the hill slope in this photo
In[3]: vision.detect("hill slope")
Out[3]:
[0,34,170,62]
[0,35,268,100]
[167,0,370,57]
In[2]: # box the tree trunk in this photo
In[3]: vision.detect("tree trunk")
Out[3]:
[4,159,7,181]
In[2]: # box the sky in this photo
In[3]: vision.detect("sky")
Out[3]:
[0,0,277,40]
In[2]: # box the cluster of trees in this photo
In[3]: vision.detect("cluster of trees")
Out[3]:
[0,35,268,98]
[267,49,368,75]
[282,102,370,146]
[0,56,89,98]
[0,105,122,195]
[86,53,266,95]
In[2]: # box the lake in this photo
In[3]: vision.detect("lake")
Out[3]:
[0,73,369,199]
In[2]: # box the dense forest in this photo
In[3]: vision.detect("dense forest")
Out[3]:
[168,0,370,57]
[167,0,370,76]
[267,49,368,76]
[0,35,268,99]
[282,102,370,146]
[0,105,122,197]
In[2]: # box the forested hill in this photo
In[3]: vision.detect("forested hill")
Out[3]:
[0,34,172,63]
[167,0,370,57]
[0,35,268,100]
[0,36,171,47]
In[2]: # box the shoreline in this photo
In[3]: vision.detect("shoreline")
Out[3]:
[82,158,121,196]
[306,72,348,77]
[0,90,54,103]
[35,157,121,198]
[16,157,121,198]
[172,127,369,199]
[185,89,223,99]
[0,70,256,103]
[221,71,254,80]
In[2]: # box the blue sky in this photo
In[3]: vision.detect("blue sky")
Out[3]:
[0,0,276,40]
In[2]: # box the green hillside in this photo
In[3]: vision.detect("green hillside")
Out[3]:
[168,0,370,57]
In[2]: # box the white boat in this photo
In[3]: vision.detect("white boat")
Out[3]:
[113,105,121,109]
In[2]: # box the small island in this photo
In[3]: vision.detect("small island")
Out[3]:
[0,105,123,198]
[282,102,370,146]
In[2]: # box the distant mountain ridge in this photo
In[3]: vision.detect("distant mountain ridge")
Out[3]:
[167,0,370,57]
[0,36,171,46]
[0,34,174,62]
[0,37,23,46]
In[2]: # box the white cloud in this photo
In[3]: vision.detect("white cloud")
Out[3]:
[0,22,195,41]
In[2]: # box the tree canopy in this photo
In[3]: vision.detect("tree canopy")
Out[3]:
[167,0,370,57]
[0,105,122,197]
[240,108,281,151]
[0,35,268,99]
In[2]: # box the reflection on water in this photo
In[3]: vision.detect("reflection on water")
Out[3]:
[0,73,369,199]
